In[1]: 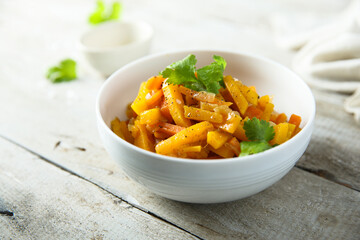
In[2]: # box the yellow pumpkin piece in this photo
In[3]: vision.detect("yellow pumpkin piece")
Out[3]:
[180,145,202,153]
[207,130,232,149]
[155,121,214,155]
[217,112,242,134]
[223,75,248,116]
[185,94,197,106]
[200,102,217,111]
[216,92,225,101]
[163,84,192,127]
[131,82,150,115]
[128,123,139,138]
[186,147,209,159]
[209,145,235,158]
[233,118,249,141]
[258,95,271,110]
[270,112,278,123]
[145,89,164,108]
[294,127,302,136]
[154,131,168,139]
[224,137,241,156]
[239,84,259,106]
[249,86,257,92]
[111,118,134,143]
[139,108,164,125]
[145,76,165,90]
[270,123,289,145]
[134,120,155,152]
[287,123,296,139]
[184,106,223,123]
[261,102,274,121]
[126,103,137,118]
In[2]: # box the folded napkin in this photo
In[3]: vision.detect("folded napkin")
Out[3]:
[271,0,360,123]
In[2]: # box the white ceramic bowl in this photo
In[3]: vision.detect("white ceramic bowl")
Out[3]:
[80,20,153,76]
[96,50,316,203]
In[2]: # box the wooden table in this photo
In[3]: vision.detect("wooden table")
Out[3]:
[1,0,359,239]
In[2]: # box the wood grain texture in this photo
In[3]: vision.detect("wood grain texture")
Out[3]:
[0,138,197,240]
[296,90,360,190]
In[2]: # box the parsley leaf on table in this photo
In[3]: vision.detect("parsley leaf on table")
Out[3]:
[239,118,275,157]
[46,59,77,83]
[160,54,226,94]
[89,0,122,25]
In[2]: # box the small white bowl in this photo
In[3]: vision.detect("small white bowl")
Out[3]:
[96,50,316,203]
[80,20,153,76]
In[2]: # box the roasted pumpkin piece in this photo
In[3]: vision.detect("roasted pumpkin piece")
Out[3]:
[217,111,241,134]
[224,137,241,156]
[131,82,151,115]
[154,131,168,140]
[139,108,164,125]
[223,75,248,115]
[186,146,209,159]
[207,130,232,149]
[270,112,278,123]
[184,106,223,123]
[111,117,134,143]
[238,83,259,106]
[185,94,197,106]
[275,113,288,124]
[154,122,185,137]
[258,95,271,110]
[200,102,217,111]
[289,114,302,129]
[261,102,274,121]
[126,103,137,118]
[180,145,202,153]
[232,117,249,141]
[270,123,289,145]
[146,89,163,108]
[134,120,155,152]
[155,121,214,155]
[159,98,173,123]
[145,76,165,90]
[244,105,263,119]
[163,84,192,127]
[209,145,235,158]
[287,123,296,139]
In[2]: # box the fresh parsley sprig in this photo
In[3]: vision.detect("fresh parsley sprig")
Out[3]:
[46,59,77,83]
[160,54,226,94]
[89,0,122,25]
[240,118,275,157]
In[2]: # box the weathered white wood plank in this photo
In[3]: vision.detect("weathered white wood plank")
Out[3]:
[0,138,197,240]
[296,89,360,190]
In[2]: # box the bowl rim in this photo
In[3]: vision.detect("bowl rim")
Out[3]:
[96,49,316,165]
[79,20,154,53]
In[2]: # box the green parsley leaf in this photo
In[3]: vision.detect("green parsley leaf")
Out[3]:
[160,54,227,94]
[46,59,77,83]
[243,118,275,142]
[89,0,122,25]
[239,141,273,157]
[239,118,276,157]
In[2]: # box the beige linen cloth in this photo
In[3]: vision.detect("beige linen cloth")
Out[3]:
[271,0,360,123]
